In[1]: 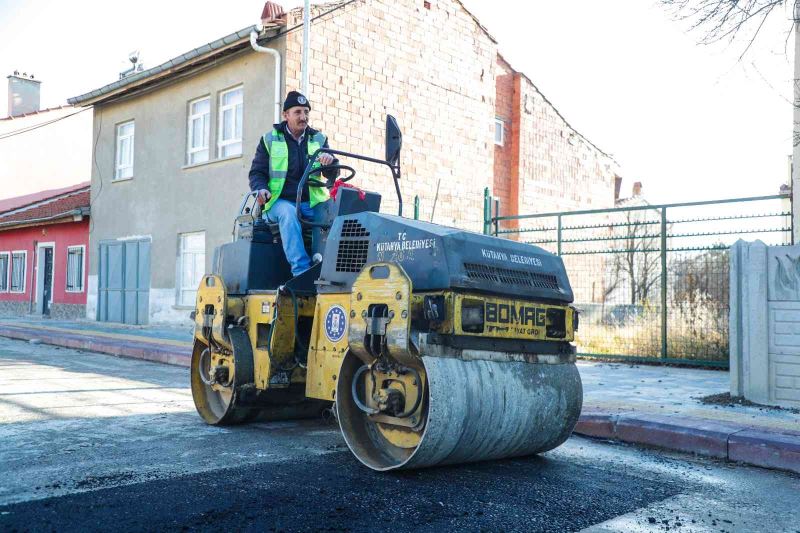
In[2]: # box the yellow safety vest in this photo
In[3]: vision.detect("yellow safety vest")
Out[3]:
[261,128,331,211]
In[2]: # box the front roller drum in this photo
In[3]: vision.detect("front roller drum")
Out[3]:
[336,351,583,471]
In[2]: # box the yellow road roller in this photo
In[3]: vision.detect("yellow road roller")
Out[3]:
[190,116,582,471]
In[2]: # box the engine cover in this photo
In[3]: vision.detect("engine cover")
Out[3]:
[318,212,573,303]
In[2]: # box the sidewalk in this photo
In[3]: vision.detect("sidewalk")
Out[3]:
[0,317,192,367]
[1,316,798,475]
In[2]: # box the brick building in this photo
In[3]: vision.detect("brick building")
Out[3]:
[68,0,616,324]
[0,183,90,319]
[283,1,617,230]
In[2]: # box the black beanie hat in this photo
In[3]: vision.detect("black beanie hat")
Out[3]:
[283,91,311,111]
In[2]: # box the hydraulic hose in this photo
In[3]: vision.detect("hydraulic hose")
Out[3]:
[351,365,380,415]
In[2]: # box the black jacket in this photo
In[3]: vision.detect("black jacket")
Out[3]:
[248,122,339,203]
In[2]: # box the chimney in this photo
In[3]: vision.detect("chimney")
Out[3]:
[7,71,41,116]
[261,1,287,25]
[614,175,622,202]
[632,181,643,197]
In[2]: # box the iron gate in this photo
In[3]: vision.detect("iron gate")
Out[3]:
[97,239,151,325]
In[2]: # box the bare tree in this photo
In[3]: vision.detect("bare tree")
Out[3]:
[671,247,729,306]
[661,0,794,59]
[603,209,661,307]
[662,1,800,147]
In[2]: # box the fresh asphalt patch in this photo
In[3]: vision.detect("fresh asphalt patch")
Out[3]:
[0,448,684,533]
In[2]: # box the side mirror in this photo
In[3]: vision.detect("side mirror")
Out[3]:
[385,115,402,166]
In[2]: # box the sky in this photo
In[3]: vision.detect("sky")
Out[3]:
[0,0,795,204]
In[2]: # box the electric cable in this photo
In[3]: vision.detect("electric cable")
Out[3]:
[0,0,364,143]
[0,106,92,141]
[261,0,363,43]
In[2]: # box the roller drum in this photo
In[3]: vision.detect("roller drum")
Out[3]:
[336,352,583,471]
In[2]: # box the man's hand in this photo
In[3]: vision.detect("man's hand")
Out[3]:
[256,188,271,206]
[319,153,334,166]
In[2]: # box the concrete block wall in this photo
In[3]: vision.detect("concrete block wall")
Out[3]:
[284,0,498,232]
[730,240,800,409]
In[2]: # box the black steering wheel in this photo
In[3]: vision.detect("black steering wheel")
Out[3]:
[296,163,358,229]
[306,164,357,187]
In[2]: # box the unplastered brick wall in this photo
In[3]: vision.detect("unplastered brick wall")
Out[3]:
[284,0,496,231]
[517,76,616,216]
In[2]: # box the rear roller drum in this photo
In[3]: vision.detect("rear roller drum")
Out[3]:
[190,327,257,425]
[336,350,583,471]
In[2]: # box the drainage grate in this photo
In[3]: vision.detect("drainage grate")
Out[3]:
[336,240,370,272]
[464,262,559,291]
[341,219,370,238]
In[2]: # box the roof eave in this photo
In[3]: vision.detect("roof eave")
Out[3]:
[0,209,90,231]
[68,24,283,107]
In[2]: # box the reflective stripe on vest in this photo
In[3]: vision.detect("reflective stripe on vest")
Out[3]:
[262,129,331,211]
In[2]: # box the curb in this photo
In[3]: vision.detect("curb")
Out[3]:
[574,410,800,476]
[0,325,191,367]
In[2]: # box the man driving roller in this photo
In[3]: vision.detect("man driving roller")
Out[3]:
[248,91,339,276]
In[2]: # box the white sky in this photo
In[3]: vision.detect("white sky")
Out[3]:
[0,0,795,204]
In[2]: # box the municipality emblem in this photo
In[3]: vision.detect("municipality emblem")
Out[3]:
[324,305,347,342]
[298,95,307,105]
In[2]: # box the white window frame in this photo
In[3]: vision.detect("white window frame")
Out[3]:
[115,120,135,180]
[217,86,243,158]
[187,96,211,165]
[177,231,206,307]
[494,117,504,146]
[9,250,27,294]
[0,252,9,292]
[65,245,86,293]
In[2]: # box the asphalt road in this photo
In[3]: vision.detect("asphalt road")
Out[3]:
[1,338,798,532]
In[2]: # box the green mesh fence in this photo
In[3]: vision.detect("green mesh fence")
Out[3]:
[487,193,792,367]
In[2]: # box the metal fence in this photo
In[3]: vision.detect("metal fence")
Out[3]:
[484,190,793,367]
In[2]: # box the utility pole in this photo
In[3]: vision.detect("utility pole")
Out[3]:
[793,0,800,243]
[302,0,310,96]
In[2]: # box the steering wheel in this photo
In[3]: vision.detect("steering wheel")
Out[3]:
[296,160,359,229]
[306,164,357,187]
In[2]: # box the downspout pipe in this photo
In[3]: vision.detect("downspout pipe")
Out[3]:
[249,24,282,124]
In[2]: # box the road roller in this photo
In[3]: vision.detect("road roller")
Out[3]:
[190,116,583,471]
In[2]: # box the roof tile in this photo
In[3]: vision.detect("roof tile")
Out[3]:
[0,189,89,226]
[0,182,90,214]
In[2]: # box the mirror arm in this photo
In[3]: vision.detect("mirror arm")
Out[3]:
[318,147,403,215]
[392,167,402,216]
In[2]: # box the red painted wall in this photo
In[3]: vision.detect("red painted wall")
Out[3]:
[494,56,520,235]
[0,220,89,306]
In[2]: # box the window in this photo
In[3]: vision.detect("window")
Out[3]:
[178,232,205,307]
[0,253,8,292]
[218,87,243,158]
[494,117,504,146]
[115,120,135,180]
[66,246,85,292]
[187,97,210,164]
[10,251,26,293]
